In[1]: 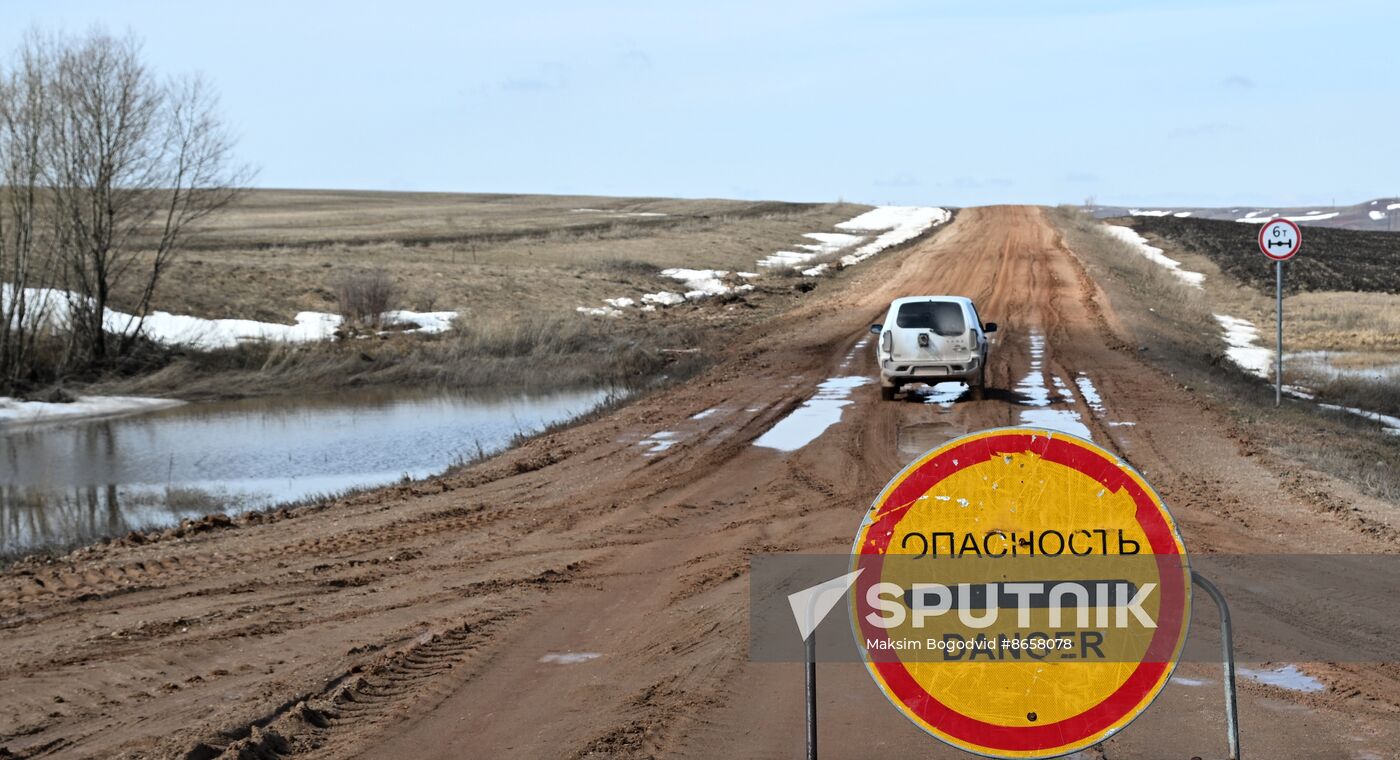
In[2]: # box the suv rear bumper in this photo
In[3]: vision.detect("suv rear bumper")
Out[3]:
[880,356,980,387]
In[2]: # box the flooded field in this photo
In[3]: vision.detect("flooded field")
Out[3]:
[0,388,610,556]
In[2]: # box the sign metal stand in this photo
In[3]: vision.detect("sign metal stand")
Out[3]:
[1191,571,1242,760]
[1258,219,1301,406]
[801,577,1243,760]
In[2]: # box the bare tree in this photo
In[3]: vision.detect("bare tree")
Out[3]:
[0,32,57,388]
[41,29,248,366]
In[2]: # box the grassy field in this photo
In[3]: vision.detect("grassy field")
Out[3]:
[89,191,873,399]
[107,190,868,323]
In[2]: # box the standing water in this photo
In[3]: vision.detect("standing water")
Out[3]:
[0,388,610,557]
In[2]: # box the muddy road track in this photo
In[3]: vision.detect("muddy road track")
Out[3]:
[2,206,1397,759]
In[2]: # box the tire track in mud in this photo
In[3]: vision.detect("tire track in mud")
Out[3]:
[179,610,521,760]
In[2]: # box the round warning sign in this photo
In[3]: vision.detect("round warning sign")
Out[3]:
[1259,218,1301,261]
[850,428,1190,758]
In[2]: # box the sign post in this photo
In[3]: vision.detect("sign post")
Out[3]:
[1258,219,1301,406]
[851,429,1192,758]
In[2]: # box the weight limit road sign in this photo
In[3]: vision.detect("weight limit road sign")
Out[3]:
[851,429,1191,758]
[1259,218,1301,260]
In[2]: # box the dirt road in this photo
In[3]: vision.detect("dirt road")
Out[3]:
[3,207,1397,759]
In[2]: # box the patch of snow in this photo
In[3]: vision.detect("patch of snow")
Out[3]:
[754,376,870,452]
[1170,675,1209,687]
[1213,314,1272,378]
[1371,210,1388,221]
[736,271,760,279]
[758,232,864,269]
[570,208,606,213]
[1173,211,1192,218]
[833,207,951,269]
[624,212,667,217]
[1128,209,1172,217]
[1215,317,1400,435]
[0,395,184,426]
[662,268,732,298]
[1318,403,1400,436]
[690,408,720,420]
[576,306,622,317]
[1237,211,1339,223]
[604,297,635,308]
[2,284,456,348]
[641,291,686,307]
[1389,202,1400,211]
[1100,226,1205,288]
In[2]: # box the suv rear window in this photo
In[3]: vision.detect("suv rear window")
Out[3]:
[895,301,966,336]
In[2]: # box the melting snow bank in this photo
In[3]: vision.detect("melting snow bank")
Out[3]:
[1215,313,1400,435]
[1236,211,1340,224]
[2,284,456,349]
[577,206,949,314]
[1317,403,1400,436]
[1214,315,1273,378]
[754,376,870,452]
[820,206,951,274]
[758,232,865,270]
[1100,226,1205,288]
[0,395,183,426]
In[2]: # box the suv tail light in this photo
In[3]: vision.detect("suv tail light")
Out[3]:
[881,330,892,353]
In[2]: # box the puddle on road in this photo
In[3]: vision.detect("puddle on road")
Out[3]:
[911,381,968,408]
[1074,373,1105,414]
[639,431,680,455]
[539,652,602,665]
[1020,408,1093,439]
[754,376,870,452]
[1239,665,1326,693]
[1012,331,1092,439]
[898,421,963,462]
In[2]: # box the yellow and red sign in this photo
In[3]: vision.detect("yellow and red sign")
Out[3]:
[851,428,1190,758]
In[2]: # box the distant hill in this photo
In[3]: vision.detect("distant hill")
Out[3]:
[1088,198,1400,232]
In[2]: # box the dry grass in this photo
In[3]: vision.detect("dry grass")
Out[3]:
[1277,291,1400,351]
[99,191,867,325]
[58,190,871,399]
[1050,207,1217,343]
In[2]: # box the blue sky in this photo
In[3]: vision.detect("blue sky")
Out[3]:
[5,1,1397,207]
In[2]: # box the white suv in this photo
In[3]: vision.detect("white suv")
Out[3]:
[870,296,997,400]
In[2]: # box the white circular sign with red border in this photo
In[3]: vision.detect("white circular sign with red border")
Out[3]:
[1259,219,1301,261]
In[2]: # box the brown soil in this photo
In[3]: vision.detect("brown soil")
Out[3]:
[3,207,1397,759]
